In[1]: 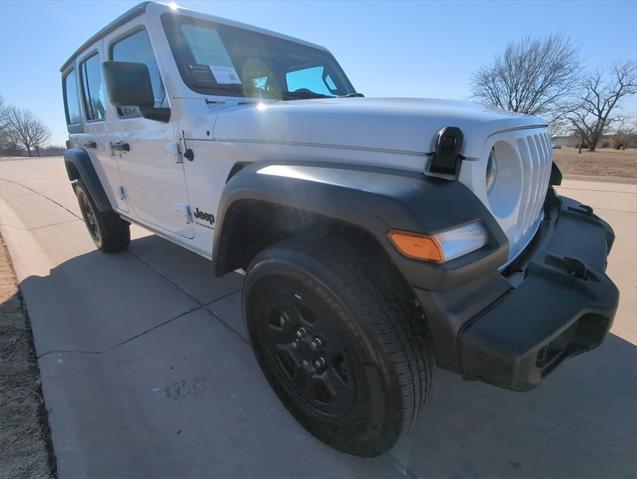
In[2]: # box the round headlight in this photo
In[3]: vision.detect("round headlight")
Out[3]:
[486,148,497,193]
[486,141,522,220]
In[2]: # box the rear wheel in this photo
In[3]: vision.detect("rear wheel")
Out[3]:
[244,234,432,457]
[75,181,130,253]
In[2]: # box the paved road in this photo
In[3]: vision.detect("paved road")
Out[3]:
[1,156,635,478]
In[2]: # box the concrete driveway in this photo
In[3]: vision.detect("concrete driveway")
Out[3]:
[1,156,635,478]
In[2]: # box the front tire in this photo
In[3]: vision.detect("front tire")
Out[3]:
[75,181,130,253]
[244,234,432,457]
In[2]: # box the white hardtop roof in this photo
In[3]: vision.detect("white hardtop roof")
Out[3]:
[60,1,328,72]
[149,2,328,51]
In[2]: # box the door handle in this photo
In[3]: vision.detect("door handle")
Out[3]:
[83,140,97,149]
[110,141,130,152]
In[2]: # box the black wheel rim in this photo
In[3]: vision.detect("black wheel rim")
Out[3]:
[257,286,356,417]
[79,193,101,244]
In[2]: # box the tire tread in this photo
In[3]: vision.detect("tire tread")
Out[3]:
[262,234,432,432]
[76,182,130,253]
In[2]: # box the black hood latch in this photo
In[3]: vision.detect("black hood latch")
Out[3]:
[427,126,464,178]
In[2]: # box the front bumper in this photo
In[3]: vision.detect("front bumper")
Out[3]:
[416,190,619,391]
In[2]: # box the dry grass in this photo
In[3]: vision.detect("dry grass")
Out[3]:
[553,147,637,179]
[0,234,55,479]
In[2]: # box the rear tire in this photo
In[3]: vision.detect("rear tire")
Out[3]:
[244,234,432,457]
[75,181,130,253]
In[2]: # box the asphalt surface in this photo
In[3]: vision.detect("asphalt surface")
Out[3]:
[1,156,635,478]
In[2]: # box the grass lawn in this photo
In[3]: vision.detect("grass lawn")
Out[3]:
[553,147,637,179]
[0,234,55,478]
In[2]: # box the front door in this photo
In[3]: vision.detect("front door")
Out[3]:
[104,26,194,239]
[113,126,193,238]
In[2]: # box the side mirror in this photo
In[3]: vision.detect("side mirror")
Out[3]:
[102,61,170,122]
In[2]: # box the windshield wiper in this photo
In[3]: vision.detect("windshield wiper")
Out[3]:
[281,90,333,100]
[205,86,363,101]
[280,90,365,100]
[338,92,365,98]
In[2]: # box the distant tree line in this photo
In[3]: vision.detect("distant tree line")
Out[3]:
[471,35,637,152]
[609,129,637,149]
[0,96,63,157]
[557,130,637,149]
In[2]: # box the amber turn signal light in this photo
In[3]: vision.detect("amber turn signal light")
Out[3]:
[387,231,445,263]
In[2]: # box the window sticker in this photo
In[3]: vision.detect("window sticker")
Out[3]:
[180,24,242,84]
[210,65,241,84]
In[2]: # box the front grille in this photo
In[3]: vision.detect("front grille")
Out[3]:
[516,131,552,238]
[507,130,553,262]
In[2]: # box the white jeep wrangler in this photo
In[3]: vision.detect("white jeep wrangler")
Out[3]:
[61,2,618,457]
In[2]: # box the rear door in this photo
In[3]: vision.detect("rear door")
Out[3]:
[76,47,129,212]
[103,24,194,238]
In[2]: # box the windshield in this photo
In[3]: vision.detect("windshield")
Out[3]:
[161,13,356,100]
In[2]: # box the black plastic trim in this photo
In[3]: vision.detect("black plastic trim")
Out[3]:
[213,160,509,292]
[550,161,563,186]
[416,192,618,390]
[215,161,618,392]
[428,126,464,176]
[63,148,113,213]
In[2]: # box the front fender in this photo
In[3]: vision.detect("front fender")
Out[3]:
[213,161,508,292]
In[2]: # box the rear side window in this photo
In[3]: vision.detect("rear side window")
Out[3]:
[110,29,166,117]
[80,53,106,121]
[63,70,81,125]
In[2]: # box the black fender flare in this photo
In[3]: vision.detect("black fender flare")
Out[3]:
[213,161,509,292]
[64,148,113,212]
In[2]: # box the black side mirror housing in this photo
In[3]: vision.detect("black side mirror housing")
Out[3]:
[102,61,154,108]
[102,61,170,122]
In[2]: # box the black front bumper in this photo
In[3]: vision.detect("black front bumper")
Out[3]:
[416,190,619,391]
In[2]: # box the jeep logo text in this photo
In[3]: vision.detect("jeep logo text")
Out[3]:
[193,208,214,225]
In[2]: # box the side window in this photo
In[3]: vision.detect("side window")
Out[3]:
[286,66,337,95]
[63,70,81,125]
[80,53,106,121]
[110,29,166,117]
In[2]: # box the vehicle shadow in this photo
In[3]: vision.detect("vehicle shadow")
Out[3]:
[394,332,637,478]
[19,233,637,478]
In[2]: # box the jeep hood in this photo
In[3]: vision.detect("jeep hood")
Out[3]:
[212,97,547,159]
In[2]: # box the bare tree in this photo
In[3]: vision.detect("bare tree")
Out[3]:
[612,129,637,149]
[0,99,53,156]
[7,107,38,156]
[0,96,8,126]
[0,96,12,150]
[471,34,580,122]
[564,61,637,152]
[31,118,51,156]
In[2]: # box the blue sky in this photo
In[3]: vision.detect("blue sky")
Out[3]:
[1,0,636,145]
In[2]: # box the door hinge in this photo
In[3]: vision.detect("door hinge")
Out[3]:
[176,143,184,164]
[177,130,194,163]
[177,130,188,164]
